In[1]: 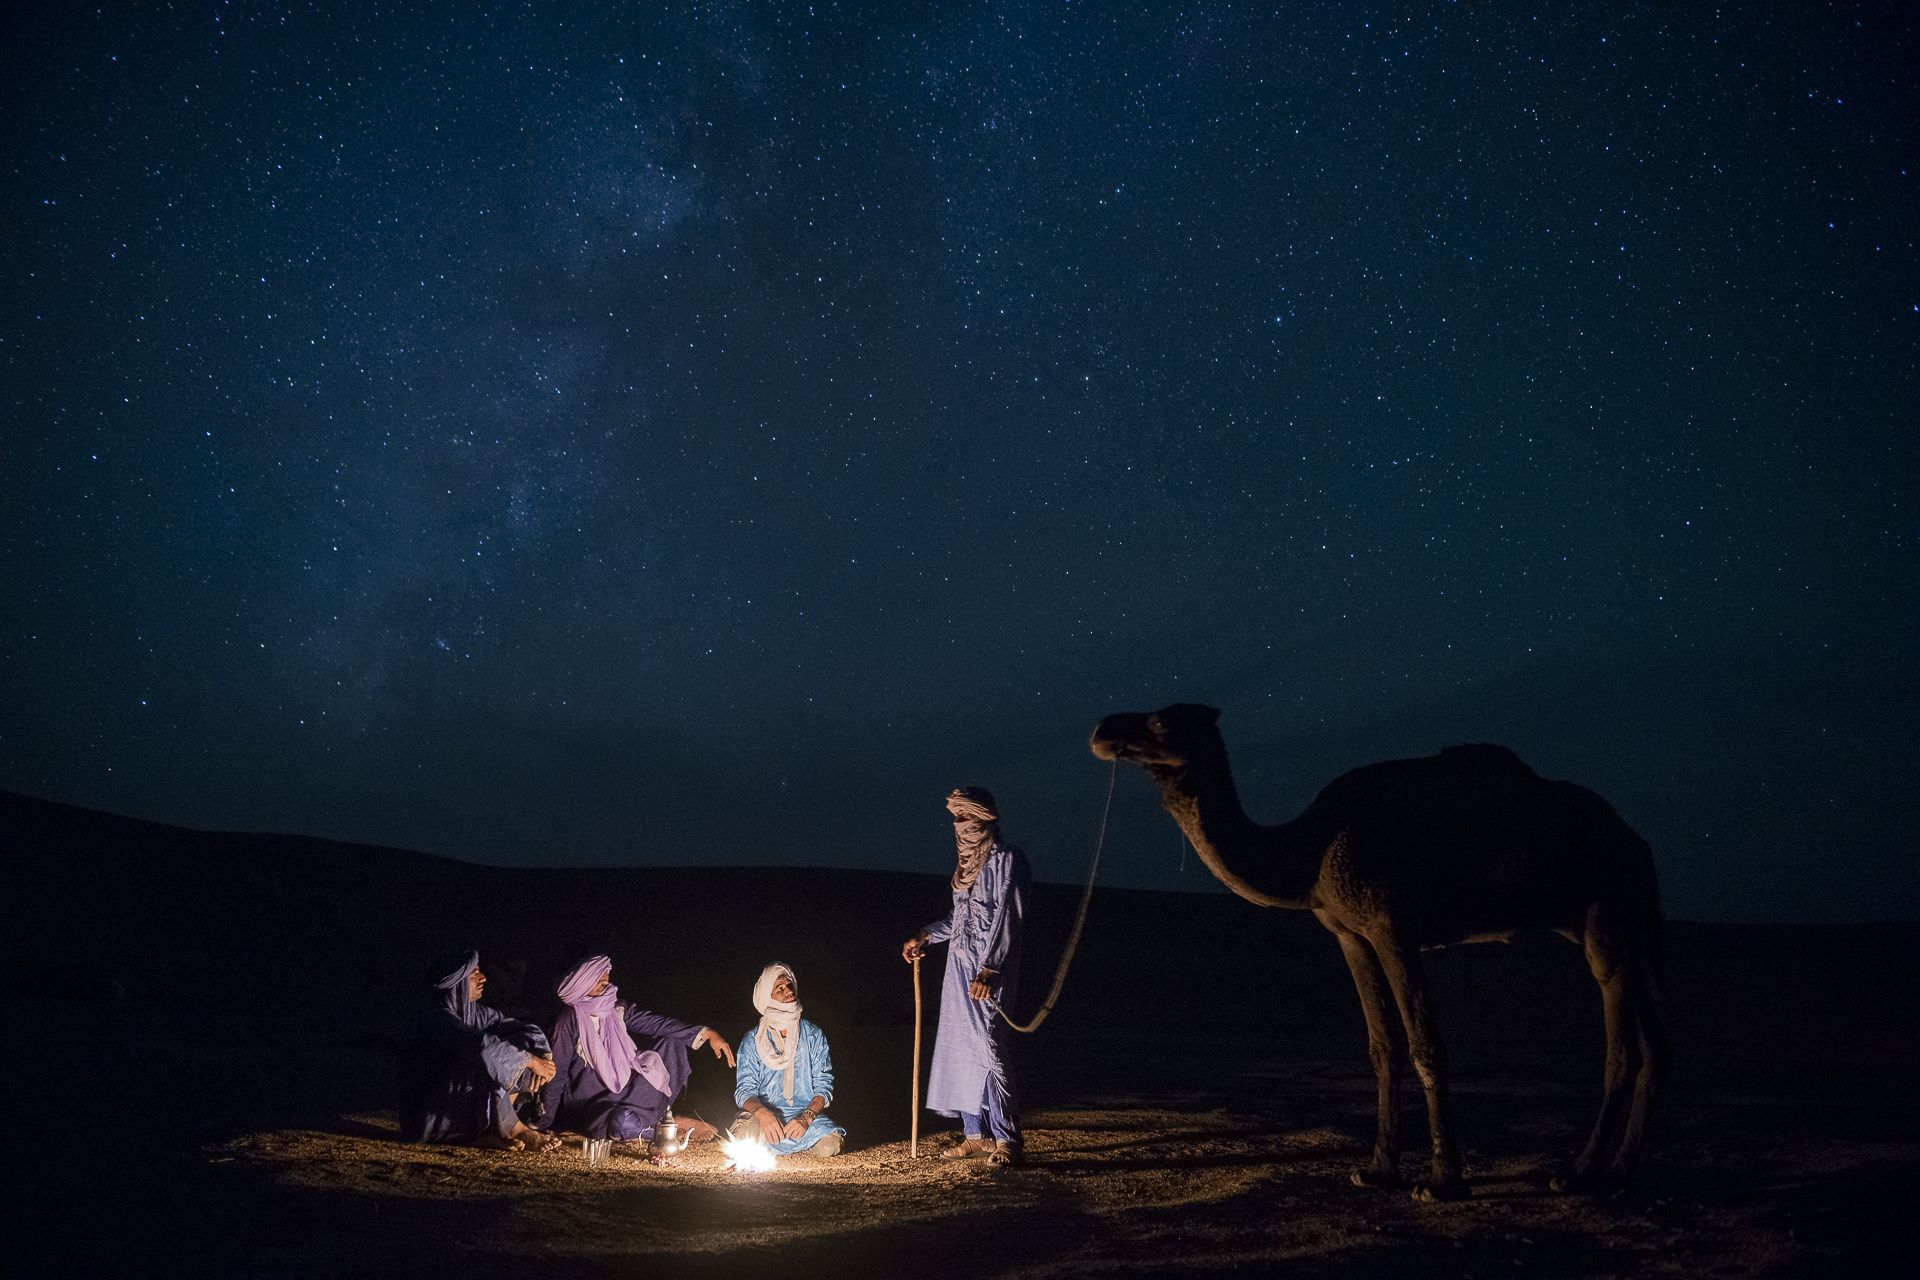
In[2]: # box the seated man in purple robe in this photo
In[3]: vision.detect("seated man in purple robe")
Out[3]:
[397,949,560,1150]
[536,954,737,1144]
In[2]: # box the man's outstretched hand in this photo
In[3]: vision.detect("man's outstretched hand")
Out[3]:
[694,1028,737,1067]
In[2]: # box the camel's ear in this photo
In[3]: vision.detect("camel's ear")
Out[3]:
[1169,702,1221,724]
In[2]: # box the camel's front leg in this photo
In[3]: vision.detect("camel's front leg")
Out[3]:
[1333,929,1403,1189]
[1373,939,1467,1202]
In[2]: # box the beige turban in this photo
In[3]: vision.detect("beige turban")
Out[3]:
[946,786,1000,893]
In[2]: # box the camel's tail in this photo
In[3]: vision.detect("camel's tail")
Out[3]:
[1640,859,1668,1004]
[1646,903,1667,1004]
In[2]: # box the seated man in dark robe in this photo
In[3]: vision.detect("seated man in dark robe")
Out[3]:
[536,954,736,1144]
[397,949,560,1150]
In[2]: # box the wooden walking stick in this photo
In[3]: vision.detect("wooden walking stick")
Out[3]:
[911,953,922,1158]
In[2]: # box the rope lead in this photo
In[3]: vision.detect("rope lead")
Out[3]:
[992,759,1117,1034]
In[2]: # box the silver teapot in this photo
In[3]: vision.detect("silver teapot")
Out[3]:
[648,1110,690,1160]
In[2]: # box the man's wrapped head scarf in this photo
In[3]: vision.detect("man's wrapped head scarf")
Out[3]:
[752,962,804,1105]
[429,948,484,1027]
[946,786,999,894]
[557,955,647,1094]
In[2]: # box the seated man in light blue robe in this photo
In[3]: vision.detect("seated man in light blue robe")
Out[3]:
[728,962,845,1157]
[397,949,560,1150]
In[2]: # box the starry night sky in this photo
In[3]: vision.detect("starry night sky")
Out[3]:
[4,3,1914,921]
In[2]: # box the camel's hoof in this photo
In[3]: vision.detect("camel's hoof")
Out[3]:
[1411,1178,1469,1203]
[1349,1166,1403,1190]
[1552,1166,1631,1196]
[1550,1168,1596,1194]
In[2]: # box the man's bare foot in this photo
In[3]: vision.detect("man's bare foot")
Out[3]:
[473,1131,523,1151]
[940,1137,994,1160]
[518,1130,561,1153]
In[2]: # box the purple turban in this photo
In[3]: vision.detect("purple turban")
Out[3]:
[556,955,651,1095]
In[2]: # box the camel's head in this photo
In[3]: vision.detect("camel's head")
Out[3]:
[1089,703,1223,771]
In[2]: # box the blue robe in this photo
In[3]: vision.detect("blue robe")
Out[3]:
[397,1002,550,1144]
[922,841,1028,1117]
[732,1019,845,1154]
[536,1004,699,1140]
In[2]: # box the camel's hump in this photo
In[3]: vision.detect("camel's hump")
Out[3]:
[1308,743,1540,815]
[1436,743,1535,774]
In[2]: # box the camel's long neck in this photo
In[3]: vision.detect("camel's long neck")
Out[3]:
[1156,758,1321,910]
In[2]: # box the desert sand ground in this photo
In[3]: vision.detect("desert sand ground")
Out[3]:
[11,790,1917,1277]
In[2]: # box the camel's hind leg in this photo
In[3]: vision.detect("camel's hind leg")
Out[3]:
[1372,939,1466,1202]
[1556,909,1669,1192]
[1604,963,1670,1184]
[1553,921,1637,1192]
[1332,930,1403,1189]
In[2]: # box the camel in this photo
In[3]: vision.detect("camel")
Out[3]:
[1090,703,1669,1202]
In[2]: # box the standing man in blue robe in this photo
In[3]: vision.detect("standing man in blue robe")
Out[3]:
[536,954,735,1144]
[729,962,846,1157]
[902,786,1030,1167]
[397,949,560,1150]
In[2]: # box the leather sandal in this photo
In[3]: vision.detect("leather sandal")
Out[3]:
[986,1141,1025,1168]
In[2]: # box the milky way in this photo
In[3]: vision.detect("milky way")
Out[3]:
[3,3,1913,919]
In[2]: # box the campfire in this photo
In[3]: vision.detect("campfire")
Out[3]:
[719,1134,778,1173]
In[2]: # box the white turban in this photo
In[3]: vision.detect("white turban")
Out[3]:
[752,962,803,1105]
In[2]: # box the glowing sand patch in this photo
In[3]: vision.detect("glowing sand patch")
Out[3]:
[720,1134,778,1173]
